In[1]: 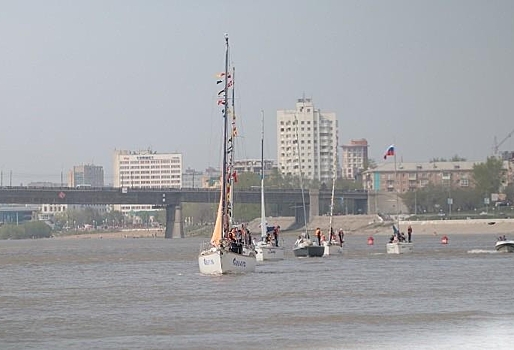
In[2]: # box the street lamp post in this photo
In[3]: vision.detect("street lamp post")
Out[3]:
[414,191,417,215]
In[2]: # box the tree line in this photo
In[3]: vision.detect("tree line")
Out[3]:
[401,157,514,215]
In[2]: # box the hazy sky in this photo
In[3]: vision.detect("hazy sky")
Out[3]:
[1,0,513,185]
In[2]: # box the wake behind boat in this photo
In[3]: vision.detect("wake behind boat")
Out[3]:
[198,34,256,275]
[495,236,514,253]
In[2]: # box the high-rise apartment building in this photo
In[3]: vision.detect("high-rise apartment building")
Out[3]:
[113,149,182,213]
[68,164,104,187]
[341,139,369,180]
[277,98,338,184]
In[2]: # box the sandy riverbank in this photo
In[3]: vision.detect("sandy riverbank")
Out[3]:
[286,216,514,237]
[53,217,514,240]
[55,229,164,240]
[390,219,514,236]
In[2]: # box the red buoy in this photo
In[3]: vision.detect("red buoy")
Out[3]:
[367,236,374,245]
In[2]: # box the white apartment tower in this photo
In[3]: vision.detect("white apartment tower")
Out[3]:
[277,98,339,184]
[341,139,369,180]
[113,149,183,213]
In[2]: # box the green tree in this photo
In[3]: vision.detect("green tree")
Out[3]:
[234,172,260,190]
[136,211,152,226]
[504,184,514,204]
[364,158,377,170]
[430,155,467,162]
[153,209,167,226]
[472,157,504,196]
[334,177,363,191]
[264,168,287,188]
[233,203,260,223]
[450,155,467,161]
[0,221,52,240]
[105,210,125,227]
[182,203,217,225]
[402,185,489,215]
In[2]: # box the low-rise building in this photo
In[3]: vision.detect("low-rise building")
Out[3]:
[363,161,478,193]
[113,148,182,213]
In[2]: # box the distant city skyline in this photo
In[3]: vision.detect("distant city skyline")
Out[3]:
[1,1,513,185]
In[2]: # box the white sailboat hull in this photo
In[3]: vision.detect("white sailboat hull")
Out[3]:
[198,248,256,274]
[255,243,285,261]
[386,242,413,254]
[323,242,343,256]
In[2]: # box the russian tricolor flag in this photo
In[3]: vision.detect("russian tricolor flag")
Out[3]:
[383,145,395,159]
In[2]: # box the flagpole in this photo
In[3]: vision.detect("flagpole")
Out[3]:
[394,149,400,233]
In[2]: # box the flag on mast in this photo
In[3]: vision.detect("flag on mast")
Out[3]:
[383,145,395,159]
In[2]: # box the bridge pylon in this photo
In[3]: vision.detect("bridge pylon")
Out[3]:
[165,204,184,238]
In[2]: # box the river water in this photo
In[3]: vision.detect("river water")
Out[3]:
[0,233,513,350]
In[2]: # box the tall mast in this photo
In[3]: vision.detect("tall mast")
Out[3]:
[260,110,267,239]
[328,137,337,237]
[221,34,229,234]
[394,149,399,233]
[294,114,308,238]
[229,65,236,226]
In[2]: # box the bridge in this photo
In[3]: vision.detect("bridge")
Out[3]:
[0,187,368,238]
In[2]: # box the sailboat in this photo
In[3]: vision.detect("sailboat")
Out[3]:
[383,144,413,254]
[386,224,413,254]
[292,115,324,258]
[254,111,285,262]
[323,166,343,256]
[198,34,256,274]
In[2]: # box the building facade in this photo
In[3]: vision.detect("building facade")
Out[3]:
[68,164,104,187]
[341,139,369,180]
[39,203,110,217]
[277,98,339,184]
[233,159,275,177]
[182,168,204,189]
[363,161,477,193]
[113,149,183,213]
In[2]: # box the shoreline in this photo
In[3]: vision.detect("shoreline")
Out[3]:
[51,218,514,240]
[55,229,164,240]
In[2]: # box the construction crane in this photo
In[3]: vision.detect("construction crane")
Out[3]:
[493,128,514,157]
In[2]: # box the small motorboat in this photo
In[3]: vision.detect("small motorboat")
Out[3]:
[495,238,514,253]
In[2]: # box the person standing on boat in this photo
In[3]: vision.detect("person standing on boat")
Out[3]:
[273,226,280,247]
[338,229,344,247]
[407,225,412,243]
[315,228,322,246]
